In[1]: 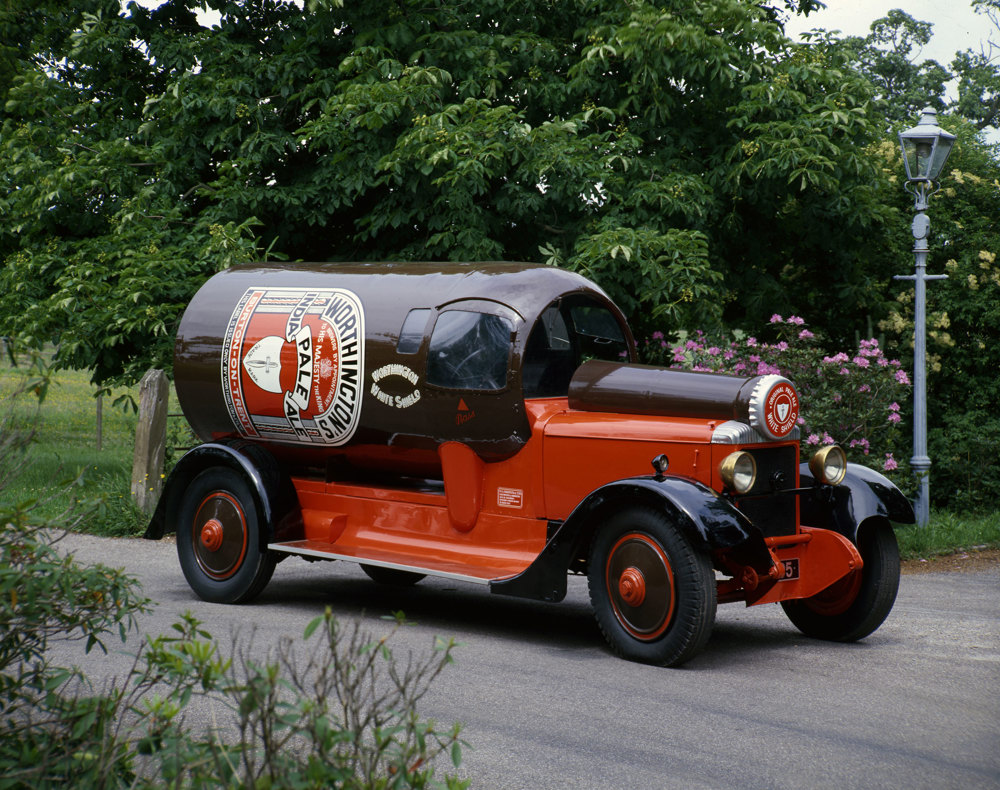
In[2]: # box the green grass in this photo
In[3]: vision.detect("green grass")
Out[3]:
[896,511,1000,561]
[2,357,999,554]
[0,356,180,536]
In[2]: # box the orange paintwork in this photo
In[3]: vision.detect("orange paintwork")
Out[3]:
[283,400,561,580]
[289,473,545,580]
[281,396,862,608]
[541,405,716,519]
[750,527,863,605]
[438,441,484,532]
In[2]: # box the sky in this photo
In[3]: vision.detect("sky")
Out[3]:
[783,0,994,68]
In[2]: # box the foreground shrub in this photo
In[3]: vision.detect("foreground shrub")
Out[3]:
[1,366,466,789]
[136,609,466,790]
[1,523,466,789]
[0,520,148,789]
[641,316,914,494]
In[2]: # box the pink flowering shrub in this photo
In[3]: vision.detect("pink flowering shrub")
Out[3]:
[641,316,913,493]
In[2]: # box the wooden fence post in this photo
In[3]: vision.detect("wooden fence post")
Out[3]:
[96,392,103,451]
[131,369,168,516]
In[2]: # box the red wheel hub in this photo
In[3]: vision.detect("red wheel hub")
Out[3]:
[191,490,248,581]
[200,518,224,552]
[605,532,676,640]
[618,567,647,606]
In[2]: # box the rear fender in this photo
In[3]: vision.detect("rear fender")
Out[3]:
[490,475,772,602]
[144,440,301,545]
[799,462,915,544]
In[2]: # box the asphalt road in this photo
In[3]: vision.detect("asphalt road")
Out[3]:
[51,532,999,790]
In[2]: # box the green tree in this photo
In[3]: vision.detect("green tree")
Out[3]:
[1,0,894,386]
[0,0,264,389]
[833,10,950,124]
[951,0,1000,132]
[823,6,999,134]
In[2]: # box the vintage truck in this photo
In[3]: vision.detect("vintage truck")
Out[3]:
[146,262,914,666]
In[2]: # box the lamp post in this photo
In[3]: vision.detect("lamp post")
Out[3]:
[894,107,956,527]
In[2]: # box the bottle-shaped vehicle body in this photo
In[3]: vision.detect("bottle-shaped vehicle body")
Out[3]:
[146,262,914,666]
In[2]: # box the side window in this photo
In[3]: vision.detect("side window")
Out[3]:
[538,306,571,350]
[427,311,512,391]
[523,299,631,398]
[523,306,575,397]
[396,308,430,354]
[569,304,628,361]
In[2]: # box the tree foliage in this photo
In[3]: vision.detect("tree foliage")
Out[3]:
[826,4,1000,134]
[951,0,1000,132]
[833,10,950,124]
[1,0,892,386]
[0,0,265,389]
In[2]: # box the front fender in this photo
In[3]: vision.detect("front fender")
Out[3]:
[799,462,915,543]
[143,440,301,544]
[490,475,772,602]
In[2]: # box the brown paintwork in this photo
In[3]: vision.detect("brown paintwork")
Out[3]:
[569,360,763,420]
[174,262,635,472]
[568,360,800,441]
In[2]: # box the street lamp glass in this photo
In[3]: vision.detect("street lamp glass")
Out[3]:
[898,107,957,182]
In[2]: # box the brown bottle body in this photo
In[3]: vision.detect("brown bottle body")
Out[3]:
[173,262,631,475]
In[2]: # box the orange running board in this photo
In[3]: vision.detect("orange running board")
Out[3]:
[268,539,529,584]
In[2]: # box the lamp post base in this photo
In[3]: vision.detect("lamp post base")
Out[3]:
[911,455,931,528]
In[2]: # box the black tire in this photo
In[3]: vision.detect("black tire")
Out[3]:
[361,564,426,586]
[781,518,900,642]
[588,507,716,667]
[176,467,276,604]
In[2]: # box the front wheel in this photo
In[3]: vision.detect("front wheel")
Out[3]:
[176,467,276,603]
[588,508,716,667]
[781,518,900,642]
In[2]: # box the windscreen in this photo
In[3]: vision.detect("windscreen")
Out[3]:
[426,310,513,391]
[523,297,628,397]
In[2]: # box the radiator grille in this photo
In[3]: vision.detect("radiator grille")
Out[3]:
[733,445,798,538]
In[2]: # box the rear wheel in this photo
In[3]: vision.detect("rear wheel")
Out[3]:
[781,518,900,641]
[176,467,276,603]
[361,564,426,586]
[588,507,716,667]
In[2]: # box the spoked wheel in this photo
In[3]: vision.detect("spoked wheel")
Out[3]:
[361,564,426,586]
[781,518,900,642]
[588,508,716,667]
[176,467,276,603]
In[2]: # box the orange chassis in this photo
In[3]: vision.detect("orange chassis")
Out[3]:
[268,399,862,609]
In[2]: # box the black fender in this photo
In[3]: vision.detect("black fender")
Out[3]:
[799,462,915,543]
[490,475,772,603]
[143,440,302,546]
